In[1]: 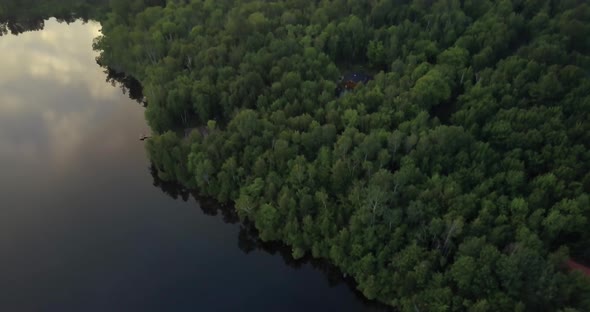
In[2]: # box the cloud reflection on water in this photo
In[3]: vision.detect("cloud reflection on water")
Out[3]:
[0,18,143,171]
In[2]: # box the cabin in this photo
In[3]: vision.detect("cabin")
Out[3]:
[567,259,590,277]
[336,72,373,97]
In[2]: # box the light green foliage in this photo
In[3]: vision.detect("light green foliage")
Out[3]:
[95,0,590,310]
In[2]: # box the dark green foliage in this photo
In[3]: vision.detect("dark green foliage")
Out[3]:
[95,0,590,310]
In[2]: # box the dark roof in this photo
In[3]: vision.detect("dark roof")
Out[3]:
[568,259,590,276]
[342,72,372,84]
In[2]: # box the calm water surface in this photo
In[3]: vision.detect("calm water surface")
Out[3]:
[0,19,385,312]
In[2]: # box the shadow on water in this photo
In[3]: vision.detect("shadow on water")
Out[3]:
[101,66,147,105]
[0,0,106,36]
[148,164,393,312]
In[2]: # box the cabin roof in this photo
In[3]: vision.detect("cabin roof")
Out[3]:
[567,259,590,276]
[341,72,372,83]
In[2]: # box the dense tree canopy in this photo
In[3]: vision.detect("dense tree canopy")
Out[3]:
[93,0,590,310]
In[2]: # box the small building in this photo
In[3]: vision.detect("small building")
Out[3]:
[567,259,590,277]
[336,72,372,97]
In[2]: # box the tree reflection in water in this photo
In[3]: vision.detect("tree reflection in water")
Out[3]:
[101,65,147,106]
[0,0,102,37]
[148,163,391,312]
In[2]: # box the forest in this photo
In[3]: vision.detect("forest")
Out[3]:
[17,0,590,310]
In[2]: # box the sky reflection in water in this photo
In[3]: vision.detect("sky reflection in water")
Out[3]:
[0,19,135,171]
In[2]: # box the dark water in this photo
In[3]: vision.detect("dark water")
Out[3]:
[0,19,386,312]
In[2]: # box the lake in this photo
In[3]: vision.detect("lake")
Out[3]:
[0,19,386,312]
